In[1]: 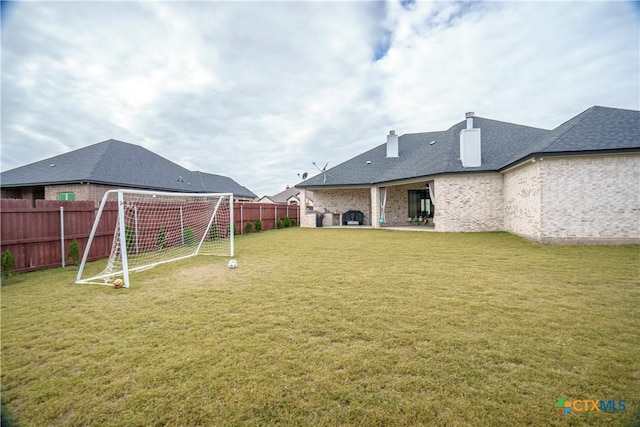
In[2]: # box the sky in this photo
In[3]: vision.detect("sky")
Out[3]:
[1,0,639,198]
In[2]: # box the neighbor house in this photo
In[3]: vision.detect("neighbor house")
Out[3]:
[296,106,639,243]
[258,186,314,209]
[0,139,258,205]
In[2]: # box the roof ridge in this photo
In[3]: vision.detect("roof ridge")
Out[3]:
[533,107,596,153]
[85,139,119,179]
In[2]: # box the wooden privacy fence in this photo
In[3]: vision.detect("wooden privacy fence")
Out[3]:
[0,199,299,273]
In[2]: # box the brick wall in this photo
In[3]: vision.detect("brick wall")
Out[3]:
[382,183,431,226]
[434,174,504,232]
[44,183,118,205]
[301,188,371,227]
[539,154,640,243]
[503,161,542,240]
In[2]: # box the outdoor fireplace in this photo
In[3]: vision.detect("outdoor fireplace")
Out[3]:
[342,210,364,226]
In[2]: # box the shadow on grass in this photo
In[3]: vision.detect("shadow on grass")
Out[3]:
[1,400,19,427]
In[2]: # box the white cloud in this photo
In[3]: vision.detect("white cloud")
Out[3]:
[1,0,638,196]
[374,1,639,131]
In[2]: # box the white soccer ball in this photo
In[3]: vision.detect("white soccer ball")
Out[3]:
[228,259,238,269]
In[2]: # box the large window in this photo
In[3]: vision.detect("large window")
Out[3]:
[408,190,433,218]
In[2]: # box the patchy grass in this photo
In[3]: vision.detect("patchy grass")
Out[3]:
[1,229,639,426]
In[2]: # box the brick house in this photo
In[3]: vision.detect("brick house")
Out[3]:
[0,139,258,205]
[258,186,314,210]
[296,106,640,243]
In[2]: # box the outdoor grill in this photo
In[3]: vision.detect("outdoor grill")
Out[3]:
[342,210,364,226]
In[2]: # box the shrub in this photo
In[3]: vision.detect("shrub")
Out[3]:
[284,216,296,228]
[255,218,263,232]
[1,250,16,282]
[276,218,284,229]
[244,221,253,234]
[67,238,80,266]
[184,226,196,246]
[157,228,167,250]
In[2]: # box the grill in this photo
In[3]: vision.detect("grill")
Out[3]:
[342,210,364,225]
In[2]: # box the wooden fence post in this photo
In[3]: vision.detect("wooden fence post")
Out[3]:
[60,206,65,268]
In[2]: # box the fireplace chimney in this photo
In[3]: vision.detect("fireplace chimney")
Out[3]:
[460,112,481,167]
[386,130,398,158]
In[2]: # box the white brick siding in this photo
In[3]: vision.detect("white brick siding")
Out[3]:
[503,161,542,240]
[539,154,639,243]
[434,174,504,232]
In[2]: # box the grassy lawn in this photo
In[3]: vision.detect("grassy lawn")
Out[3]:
[1,228,639,426]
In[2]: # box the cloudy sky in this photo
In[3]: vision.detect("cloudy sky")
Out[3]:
[1,1,638,197]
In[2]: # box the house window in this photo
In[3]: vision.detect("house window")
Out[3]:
[408,190,433,218]
[58,192,75,201]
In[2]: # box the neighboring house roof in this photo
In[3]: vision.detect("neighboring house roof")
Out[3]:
[257,195,278,203]
[0,139,258,198]
[259,186,313,205]
[191,171,257,199]
[297,106,640,188]
[270,186,301,203]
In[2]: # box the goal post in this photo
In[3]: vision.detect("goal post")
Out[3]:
[76,189,234,288]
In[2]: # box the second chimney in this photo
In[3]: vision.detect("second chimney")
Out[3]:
[386,130,398,158]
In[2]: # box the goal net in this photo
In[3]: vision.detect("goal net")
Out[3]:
[76,189,234,288]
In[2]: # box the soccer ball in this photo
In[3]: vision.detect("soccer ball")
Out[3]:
[228,259,238,269]
[113,278,124,288]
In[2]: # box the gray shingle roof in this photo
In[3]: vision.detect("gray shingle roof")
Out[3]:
[0,139,257,198]
[191,171,257,199]
[268,186,301,203]
[297,106,639,188]
[522,106,638,153]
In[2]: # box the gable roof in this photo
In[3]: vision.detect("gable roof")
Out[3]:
[270,186,301,203]
[0,139,257,198]
[258,186,305,204]
[257,195,277,203]
[297,106,640,188]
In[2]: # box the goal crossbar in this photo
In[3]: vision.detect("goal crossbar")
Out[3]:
[76,189,234,288]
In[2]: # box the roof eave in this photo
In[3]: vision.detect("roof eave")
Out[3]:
[295,183,373,191]
[499,147,640,173]
[0,179,201,193]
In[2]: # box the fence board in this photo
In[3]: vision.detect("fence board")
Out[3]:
[1,200,299,274]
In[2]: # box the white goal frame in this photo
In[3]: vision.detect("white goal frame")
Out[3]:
[76,189,234,288]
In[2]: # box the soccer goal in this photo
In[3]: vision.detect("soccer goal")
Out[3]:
[76,189,234,288]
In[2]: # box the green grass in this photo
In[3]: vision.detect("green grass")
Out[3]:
[2,229,639,426]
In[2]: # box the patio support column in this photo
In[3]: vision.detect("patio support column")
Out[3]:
[371,186,380,228]
[299,188,313,228]
[299,188,306,215]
